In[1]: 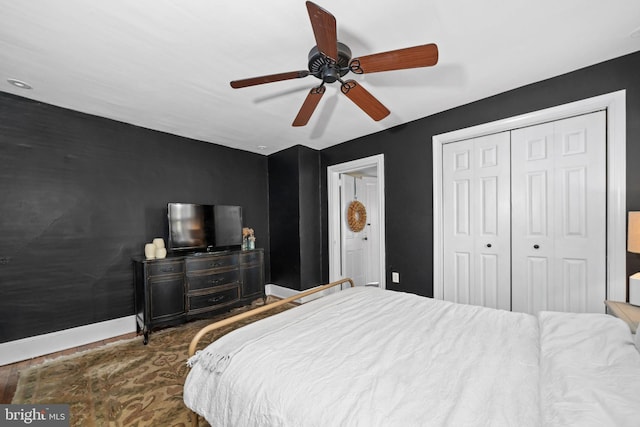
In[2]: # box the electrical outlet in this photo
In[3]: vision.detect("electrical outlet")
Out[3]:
[392,272,400,283]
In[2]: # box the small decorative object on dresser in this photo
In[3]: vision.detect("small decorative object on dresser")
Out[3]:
[155,247,167,259]
[242,227,255,250]
[144,243,156,260]
[144,238,167,259]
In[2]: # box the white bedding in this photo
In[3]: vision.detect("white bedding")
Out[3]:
[184,287,640,427]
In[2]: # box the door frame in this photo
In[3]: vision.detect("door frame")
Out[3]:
[432,90,627,302]
[328,154,386,289]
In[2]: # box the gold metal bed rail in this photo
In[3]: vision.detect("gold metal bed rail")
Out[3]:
[187,277,355,357]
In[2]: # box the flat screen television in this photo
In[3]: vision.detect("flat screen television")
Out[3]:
[167,203,242,253]
[167,203,208,252]
[211,205,243,248]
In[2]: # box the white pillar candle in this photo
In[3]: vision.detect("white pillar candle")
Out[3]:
[144,243,156,259]
[152,238,165,249]
[155,247,167,259]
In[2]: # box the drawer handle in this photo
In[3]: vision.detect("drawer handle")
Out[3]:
[209,278,224,286]
[209,262,222,268]
[208,295,225,304]
[159,267,175,273]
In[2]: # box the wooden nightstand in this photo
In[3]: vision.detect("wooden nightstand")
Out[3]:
[604,300,640,333]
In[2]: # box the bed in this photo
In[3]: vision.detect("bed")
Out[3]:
[184,278,640,426]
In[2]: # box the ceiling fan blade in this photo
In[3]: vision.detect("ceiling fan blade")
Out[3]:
[292,86,326,127]
[340,80,390,121]
[306,1,338,61]
[349,43,438,74]
[230,70,310,89]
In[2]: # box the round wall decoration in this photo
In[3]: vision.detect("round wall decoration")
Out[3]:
[347,200,367,232]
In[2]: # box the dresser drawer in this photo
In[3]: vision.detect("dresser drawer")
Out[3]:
[186,253,239,273]
[188,285,240,314]
[186,269,239,291]
[240,250,263,266]
[147,259,184,277]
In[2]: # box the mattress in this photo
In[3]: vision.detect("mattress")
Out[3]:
[184,286,640,427]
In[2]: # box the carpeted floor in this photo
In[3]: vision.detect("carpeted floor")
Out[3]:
[12,298,296,427]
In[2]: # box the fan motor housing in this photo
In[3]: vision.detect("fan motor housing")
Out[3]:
[308,42,352,83]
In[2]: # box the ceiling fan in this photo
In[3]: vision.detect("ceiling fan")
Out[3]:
[230,1,439,127]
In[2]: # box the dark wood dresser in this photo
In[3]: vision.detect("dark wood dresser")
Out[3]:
[133,249,264,344]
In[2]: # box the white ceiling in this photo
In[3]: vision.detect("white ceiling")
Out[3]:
[1,1,639,156]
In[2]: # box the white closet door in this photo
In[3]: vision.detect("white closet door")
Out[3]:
[442,132,511,310]
[511,111,606,314]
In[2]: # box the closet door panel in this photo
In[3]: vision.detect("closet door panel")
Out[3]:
[453,252,471,304]
[561,258,588,312]
[473,134,511,310]
[525,171,548,236]
[553,111,606,313]
[443,132,511,310]
[524,256,549,314]
[512,111,606,314]
[478,253,499,308]
[512,123,554,314]
[443,140,474,304]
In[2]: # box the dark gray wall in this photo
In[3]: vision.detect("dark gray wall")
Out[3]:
[0,93,269,343]
[268,145,322,291]
[268,147,301,288]
[321,50,640,298]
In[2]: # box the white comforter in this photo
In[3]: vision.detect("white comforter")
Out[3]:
[184,287,640,427]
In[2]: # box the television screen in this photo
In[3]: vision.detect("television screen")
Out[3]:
[211,205,243,248]
[167,203,208,252]
[167,203,242,253]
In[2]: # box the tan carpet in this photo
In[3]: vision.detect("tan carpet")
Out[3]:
[12,298,296,427]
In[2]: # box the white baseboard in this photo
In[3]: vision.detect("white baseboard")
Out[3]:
[0,315,136,366]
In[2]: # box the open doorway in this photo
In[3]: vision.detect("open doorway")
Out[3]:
[328,154,386,289]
